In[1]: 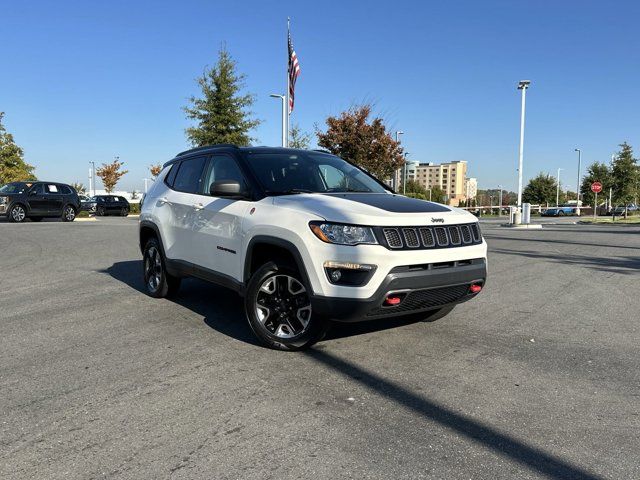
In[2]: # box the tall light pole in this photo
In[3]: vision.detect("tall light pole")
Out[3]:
[556,168,564,207]
[498,184,503,217]
[574,148,582,215]
[516,80,531,215]
[89,161,96,197]
[403,152,410,195]
[395,131,404,191]
[270,94,287,147]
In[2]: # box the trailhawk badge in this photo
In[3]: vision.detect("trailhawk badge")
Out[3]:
[431,218,445,223]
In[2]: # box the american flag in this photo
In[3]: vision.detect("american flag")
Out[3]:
[288,27,300,113]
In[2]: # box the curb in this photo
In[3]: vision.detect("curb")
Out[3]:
[75,217,97,222]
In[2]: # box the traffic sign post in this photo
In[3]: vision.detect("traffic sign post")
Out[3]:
[591,182,603,219]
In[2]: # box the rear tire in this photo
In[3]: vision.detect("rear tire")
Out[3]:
[61,205,76,222]
[8,204,27,223]
[142,237,181,298]
[120,207,129,217]
[245,261,327,351]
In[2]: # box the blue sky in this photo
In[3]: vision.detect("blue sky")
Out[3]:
[2,0,639,193]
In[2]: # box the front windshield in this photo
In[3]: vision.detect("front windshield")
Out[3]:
[244,152,388,195]
[0,183,28,194]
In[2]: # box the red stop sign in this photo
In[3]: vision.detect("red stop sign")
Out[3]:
[591,182,603,193]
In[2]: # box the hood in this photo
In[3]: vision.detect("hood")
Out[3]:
[273,193,477,226]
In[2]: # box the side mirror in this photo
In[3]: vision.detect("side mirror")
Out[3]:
[210,180,246,199]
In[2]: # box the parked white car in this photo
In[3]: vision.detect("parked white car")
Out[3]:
[139,145,487,350]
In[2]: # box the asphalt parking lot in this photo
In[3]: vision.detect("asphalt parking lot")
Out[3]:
[1,217,638,479]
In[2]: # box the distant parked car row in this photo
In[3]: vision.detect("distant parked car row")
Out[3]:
[80,195,130,216]
[541,206,576,217]
[0,181,132,223]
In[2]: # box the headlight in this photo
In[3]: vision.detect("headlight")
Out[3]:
[309,222,378,246]
[0,196,8,205]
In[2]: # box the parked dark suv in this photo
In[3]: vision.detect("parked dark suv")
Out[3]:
[88,195,130,216]
[0,181,81,222]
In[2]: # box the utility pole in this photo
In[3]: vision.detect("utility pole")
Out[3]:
[556,168,563,207]
[498,185,503,217]
[516,80,531,222]
[270,94,287,147]
[575,148,582,215]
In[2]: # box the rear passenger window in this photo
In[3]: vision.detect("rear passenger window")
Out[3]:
[45,184,59,194]
[165,163,179,187]
[172,157,207,194]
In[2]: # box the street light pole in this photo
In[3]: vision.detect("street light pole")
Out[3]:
[498,185,503,217]
[556,168,563,207]
[395,131,404,191]
[575,148,582,215]
[516,80,531,217]
[89,161,96,197]
[270,94,287,147]
[403,152,410,195]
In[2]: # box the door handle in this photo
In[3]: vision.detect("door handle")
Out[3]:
[193,203,204,211]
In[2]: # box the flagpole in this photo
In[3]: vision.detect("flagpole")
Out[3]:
[285,17,290,147]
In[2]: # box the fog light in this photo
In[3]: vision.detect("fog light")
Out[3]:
[469,283,482,294]
[330,269,342,282]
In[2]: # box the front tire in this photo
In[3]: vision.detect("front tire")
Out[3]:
[244,261,327,351]
[8,204,27,223]
[97,206,106,216]
[142,237,181,298]
[62,205,76,222]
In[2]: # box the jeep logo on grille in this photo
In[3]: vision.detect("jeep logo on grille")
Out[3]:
[431,218,445,223]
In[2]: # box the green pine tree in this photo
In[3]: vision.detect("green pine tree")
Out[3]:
[184,47,261,147]
[580,161,612,206]
[0,112,36,184]
[523,173,557,205]
[611,142,639,206]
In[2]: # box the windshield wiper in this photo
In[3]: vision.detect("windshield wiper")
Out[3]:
[264,188,315,196]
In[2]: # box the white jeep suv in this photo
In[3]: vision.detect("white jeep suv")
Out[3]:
[140,145,487,350]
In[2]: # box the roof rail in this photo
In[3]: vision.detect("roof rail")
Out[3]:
[176,144,238,157]
[312,149,331,153]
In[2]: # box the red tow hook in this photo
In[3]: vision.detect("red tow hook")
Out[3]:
[383,295,403,306]
[469,283,483,294]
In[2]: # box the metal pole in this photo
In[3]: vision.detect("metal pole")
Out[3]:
[556,168,562,207]
[594,191,598,220]
[427,189,432,201]
[403,152,409,195]
[285,18,290,147]
[270,94,286,147]
[395,131,404,191]
[498,186,503,217]
[575,148,582,215]
[90,161,96,196]
[516,81,530,210]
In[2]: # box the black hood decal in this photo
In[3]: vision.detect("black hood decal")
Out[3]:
[321,193,450,213]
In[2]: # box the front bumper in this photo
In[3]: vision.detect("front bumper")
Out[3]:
[0,204,6,215]
[311,258,486,322]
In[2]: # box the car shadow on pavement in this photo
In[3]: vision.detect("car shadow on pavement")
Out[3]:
[305,348,604,480]
[105,260,422,346]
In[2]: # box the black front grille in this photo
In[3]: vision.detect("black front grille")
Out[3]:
[403,228,420,248]
[368,284,470,316]
[448,226,461,245]
[383,228,403,248]
[460,224,472,243]
[377,222,482,251]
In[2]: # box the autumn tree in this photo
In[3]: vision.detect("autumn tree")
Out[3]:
[150,164,162,179]
[316,105,404,181]
[184,47,260,147]
[289,123,312,149]
[523,173,557,205]
[96,160,128,193]
[0,112,35,184]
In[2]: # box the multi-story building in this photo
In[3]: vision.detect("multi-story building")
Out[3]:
[412,160,469,206]
[465,177,478,202]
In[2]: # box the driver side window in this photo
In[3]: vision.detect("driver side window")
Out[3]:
[318,164,347,190]
[203,155,247,195]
